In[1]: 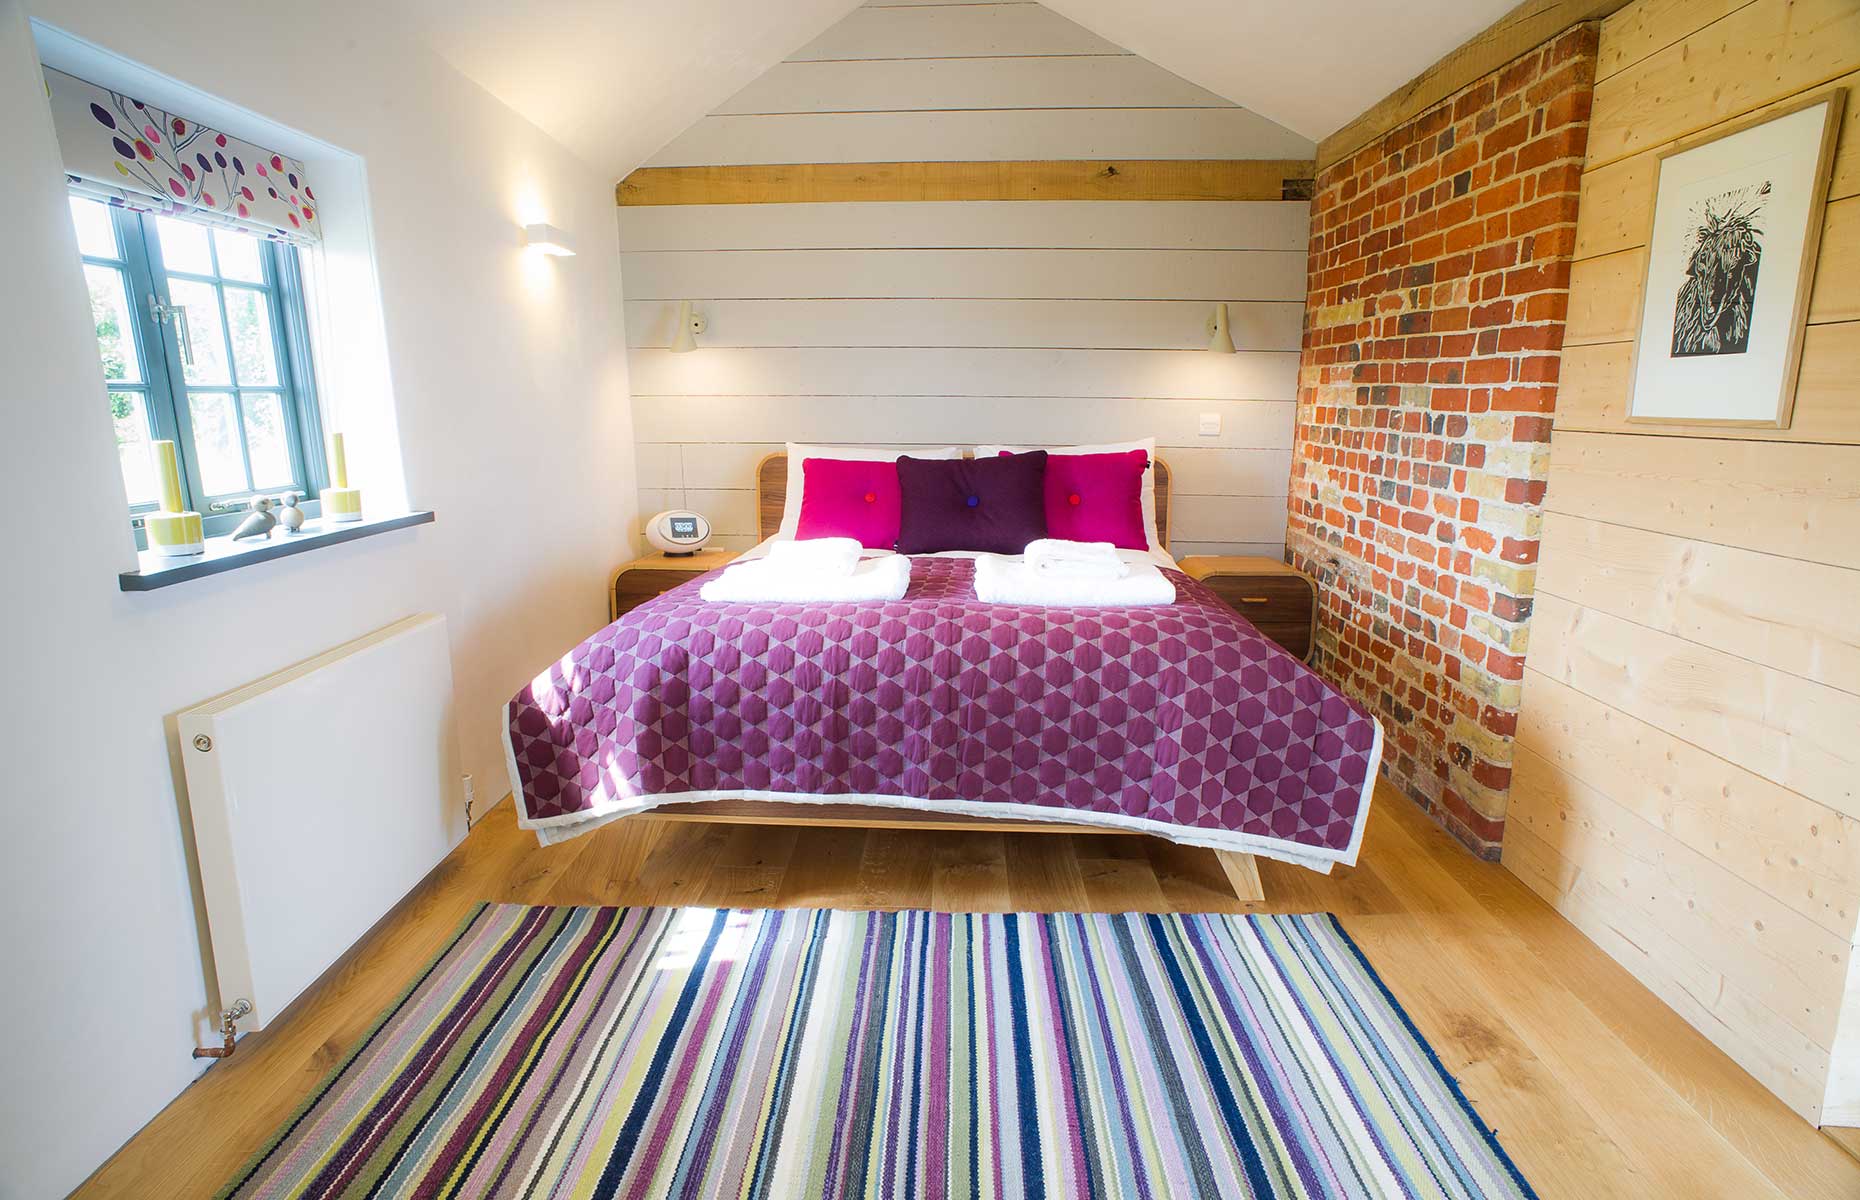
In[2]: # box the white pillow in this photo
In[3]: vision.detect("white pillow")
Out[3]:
[975,438,1165,556]
[776,443,962,540]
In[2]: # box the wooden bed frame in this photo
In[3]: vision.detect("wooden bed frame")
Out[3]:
[649,450,1266,902]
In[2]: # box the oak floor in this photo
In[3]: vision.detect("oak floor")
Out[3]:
[75,783,1860,1199]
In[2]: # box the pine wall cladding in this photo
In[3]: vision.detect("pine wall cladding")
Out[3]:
[1505,0,1860,1125]
[1287,25,1599,857]
[620,0,1315,557]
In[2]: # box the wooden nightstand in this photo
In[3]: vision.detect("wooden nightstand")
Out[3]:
[1179,556,1319,662]
[609,550,736,621]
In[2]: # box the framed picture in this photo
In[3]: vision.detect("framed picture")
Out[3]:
[1627,89,1845,428]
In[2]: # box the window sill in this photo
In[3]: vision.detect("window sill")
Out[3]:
[118,510,434,591]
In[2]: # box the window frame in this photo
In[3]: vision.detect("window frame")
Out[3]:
[76,198,327,543]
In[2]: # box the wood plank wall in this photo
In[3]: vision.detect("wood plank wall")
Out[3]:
[618,0,1314,555]
[1505,0,1860,1124]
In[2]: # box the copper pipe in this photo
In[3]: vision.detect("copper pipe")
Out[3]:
[194,999,252,1060]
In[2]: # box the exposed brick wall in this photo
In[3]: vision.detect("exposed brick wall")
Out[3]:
[1288,25,1598,858]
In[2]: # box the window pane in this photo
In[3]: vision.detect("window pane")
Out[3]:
[213,229,264,283]
[155,216,214,275]
[187,391,247,494]
[167,278,231,386]
[242,393,293,489]
[70,197,118,259]
[223,287,278,385]
[83,263,141,384]
[111,392,159,506]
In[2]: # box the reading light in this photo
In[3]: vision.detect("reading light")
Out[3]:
[1207,302,1236,353]
[670,299,707,353]
[522,223,576,256]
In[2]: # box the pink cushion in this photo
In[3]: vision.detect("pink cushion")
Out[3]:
[1007,448,1150,549]
[796,457,902,549]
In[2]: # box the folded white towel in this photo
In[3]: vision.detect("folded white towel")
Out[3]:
[765,536,864,577]
[700,554,910,603]
[1023,538,1131,580]
[973,554,1174,606]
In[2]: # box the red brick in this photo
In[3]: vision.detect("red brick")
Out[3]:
[1469,300,1515,328]
[1471,758,1513,790]
[1513,416,1554,442]
[1492,593,1535,622]
[1515,355,1561,383]
[1498,323,1564,352]
[1473,241,1520,274]
[1500,536,1539,564]
[1503,261,1567,295]
[1508,195,1579,236]
[1487,646,1527,681]
[1515,126,1586,172]
[1453,79,1497,121]
[1482,116,1533,159]
[1287,25,1593,858]
[1474,177,1523,216]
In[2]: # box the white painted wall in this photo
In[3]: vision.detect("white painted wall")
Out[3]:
[0,0,638,1194]
[626,0,1313,558]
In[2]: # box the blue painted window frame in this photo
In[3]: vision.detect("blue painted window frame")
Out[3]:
[72,196,327,544]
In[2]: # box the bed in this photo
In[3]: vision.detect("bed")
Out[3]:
[504,452,1383,900]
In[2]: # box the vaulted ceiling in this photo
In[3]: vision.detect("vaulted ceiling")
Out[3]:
[384,0,1520,180]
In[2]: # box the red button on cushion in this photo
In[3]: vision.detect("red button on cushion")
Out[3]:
[1043,449,1150,549]
[864,492,876,503]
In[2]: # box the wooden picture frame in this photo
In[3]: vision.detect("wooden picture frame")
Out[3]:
[1625,87,1845,429]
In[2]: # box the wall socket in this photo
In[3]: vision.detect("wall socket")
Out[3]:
[1198,412,1222,436]
[462,772,476,825]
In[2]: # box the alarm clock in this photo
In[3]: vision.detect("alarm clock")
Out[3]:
[644,509,713,555]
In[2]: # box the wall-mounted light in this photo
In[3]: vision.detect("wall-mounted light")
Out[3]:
[670,300,707,353]
[1206,302,1236,353]
[522,223,576,256]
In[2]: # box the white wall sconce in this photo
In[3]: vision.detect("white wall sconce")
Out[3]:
[670,300,707,353]
[1206,302,1236,353]
[522,223,576,256]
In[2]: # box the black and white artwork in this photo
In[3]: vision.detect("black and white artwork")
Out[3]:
[1629,94,1841,427]
[1671,183,1768,357]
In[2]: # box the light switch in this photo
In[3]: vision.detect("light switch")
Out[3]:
[1198,412,1222,437]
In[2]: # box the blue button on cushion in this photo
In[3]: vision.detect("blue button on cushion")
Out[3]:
[896,451,1048,554]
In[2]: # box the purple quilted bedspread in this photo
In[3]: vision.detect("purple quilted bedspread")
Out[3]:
[506,558,1380,864]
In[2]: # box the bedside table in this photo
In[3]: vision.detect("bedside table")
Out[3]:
[1179,556,1318,662]
[609,550,736,621]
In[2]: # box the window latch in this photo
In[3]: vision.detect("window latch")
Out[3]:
[148,295,194,366]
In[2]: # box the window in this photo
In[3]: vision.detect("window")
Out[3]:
[71,196,325,541]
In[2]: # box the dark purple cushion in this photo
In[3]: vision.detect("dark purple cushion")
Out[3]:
[896,451,1048,554]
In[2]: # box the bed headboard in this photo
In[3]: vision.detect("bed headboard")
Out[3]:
[756,451,1172,550]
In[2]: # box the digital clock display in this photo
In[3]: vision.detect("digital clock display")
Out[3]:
[668,516,699,539]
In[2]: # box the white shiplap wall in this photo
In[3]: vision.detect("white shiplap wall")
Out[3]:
[622,0,1314,555]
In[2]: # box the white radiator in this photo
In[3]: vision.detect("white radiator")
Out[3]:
[179,613,466,1032]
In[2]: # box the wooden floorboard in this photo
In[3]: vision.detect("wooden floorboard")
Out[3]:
[70,781,1860,1199]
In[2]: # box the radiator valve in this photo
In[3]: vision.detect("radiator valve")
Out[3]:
[193,998,252,1060]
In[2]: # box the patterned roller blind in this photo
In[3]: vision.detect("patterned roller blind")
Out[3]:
[43,67,320,246]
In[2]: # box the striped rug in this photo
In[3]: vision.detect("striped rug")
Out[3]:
[222,906,1536,1199]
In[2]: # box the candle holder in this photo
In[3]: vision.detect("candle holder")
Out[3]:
[146,440,204,556]
[321,432,363,523]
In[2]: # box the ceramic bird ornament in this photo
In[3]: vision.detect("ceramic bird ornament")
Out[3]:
[231,496,277,541]
[275,491,305,534]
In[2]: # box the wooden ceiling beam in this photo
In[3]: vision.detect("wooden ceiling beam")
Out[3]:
[616,159,1316,206]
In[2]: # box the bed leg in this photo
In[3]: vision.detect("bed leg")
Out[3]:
[1213,850,1264,903]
